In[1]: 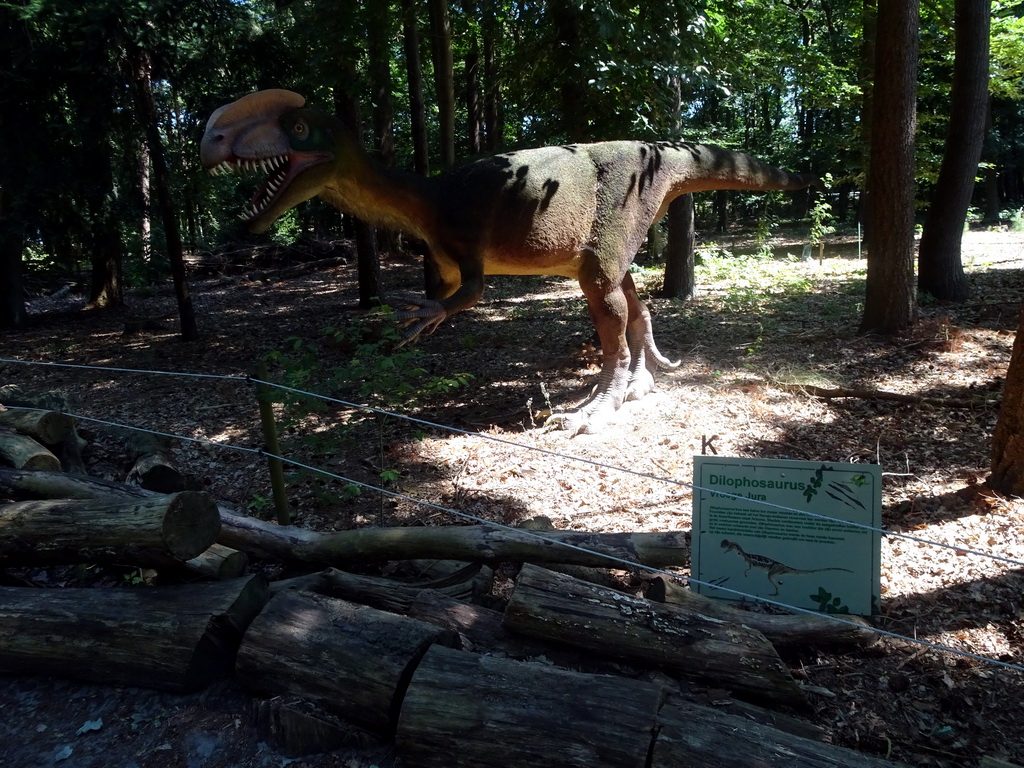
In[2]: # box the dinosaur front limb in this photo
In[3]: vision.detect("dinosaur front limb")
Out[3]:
[390,266,485,346]
[390,294,448,344]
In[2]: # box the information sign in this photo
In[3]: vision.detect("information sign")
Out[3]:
[691,457,881,615]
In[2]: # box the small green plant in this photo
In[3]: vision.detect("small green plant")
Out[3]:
[1010,208,1024,232]
[268,208,301,245]
[809,189,835,247]
[262,312,475,520]
[123,569,147,587]
[247,493,270,515]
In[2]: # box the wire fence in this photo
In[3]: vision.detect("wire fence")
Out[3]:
[1,355,1023,676]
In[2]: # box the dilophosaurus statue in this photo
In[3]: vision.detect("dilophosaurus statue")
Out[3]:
[201,89,821,434]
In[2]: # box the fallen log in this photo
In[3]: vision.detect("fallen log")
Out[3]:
[0,409,74,446]
[0,466,151,501]
[0,491,220,567]
[118,430,184,493]
[646,575,877,649]
[236,589,456,738]
[652,695,908,767]
[396,645,663,768]
[0,469,691,570]
[406,588,612,669]
[0,431,61,471]
[185,543,249,580]
[270,563,492,614]
[218,509,689,569]
[251,696,377,757]
[0,575,269,692]
[0,389,86,473]
[503,564,805,709]
[0,386,69,412]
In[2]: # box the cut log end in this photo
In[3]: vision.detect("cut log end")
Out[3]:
[163,492,222,561]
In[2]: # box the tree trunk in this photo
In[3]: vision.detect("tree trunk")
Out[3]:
[917,0,990,302]
[402,0,430,176]
[428,0,456,167]
[0,576,269,692]
[0,491,221,567]
[335,68,382,308]
[87,219,123,309]
[714,189,729,233]
[396,645,663,768]
[366,0,396,166]
[464,40,483,156]
[129,47,198,338]
[503,564,805,708]
[0,187,27,330]
[659,194,695,300]
[236,590,453,737]
[859,0,919,335]
[481,0,502,151]
[551,0,588,142]
[990,309,1024,494]
[858,0,877,236]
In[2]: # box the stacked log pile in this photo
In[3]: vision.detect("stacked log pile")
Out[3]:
[0,395,907,767]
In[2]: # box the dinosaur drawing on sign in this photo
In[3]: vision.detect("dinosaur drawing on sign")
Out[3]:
[201,89,822,434]
[720,539,852,597]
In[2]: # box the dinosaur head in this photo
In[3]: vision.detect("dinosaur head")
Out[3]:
[200,89,342,233]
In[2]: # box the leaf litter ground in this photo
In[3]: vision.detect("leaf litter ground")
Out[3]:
[1,228,1023,767]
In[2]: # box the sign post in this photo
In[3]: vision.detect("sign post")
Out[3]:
[691,457,881,616]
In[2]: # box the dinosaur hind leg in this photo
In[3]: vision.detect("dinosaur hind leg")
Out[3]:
[622,273,680,403]
[545,267,633,435]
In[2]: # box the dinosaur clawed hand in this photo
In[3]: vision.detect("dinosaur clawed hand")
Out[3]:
[388,294,448,346]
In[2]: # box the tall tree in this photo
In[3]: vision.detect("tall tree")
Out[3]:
[129,45,199,340]
[367,0,396,167]
[659,195,696,301]
[335,62,382,309]
[859,0,920,335]
[401,0,430,176]
[917,0,991,302]
[0,188,27,330]
[463,3,483,156]
[428,0,456,167]
[990,308,1024,494]
[480,0,502,151]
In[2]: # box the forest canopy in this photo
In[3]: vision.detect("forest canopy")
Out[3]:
[0,0,1021,326]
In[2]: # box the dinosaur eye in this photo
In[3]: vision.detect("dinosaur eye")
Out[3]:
[292,119,308,137]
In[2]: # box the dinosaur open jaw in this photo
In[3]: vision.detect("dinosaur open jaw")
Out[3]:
[208,153,292,222]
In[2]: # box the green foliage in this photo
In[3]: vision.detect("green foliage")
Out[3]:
[262,312,474,506]
[809,190,836,247]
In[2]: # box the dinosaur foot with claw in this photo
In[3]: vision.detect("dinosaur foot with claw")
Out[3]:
[388,294,448,345]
